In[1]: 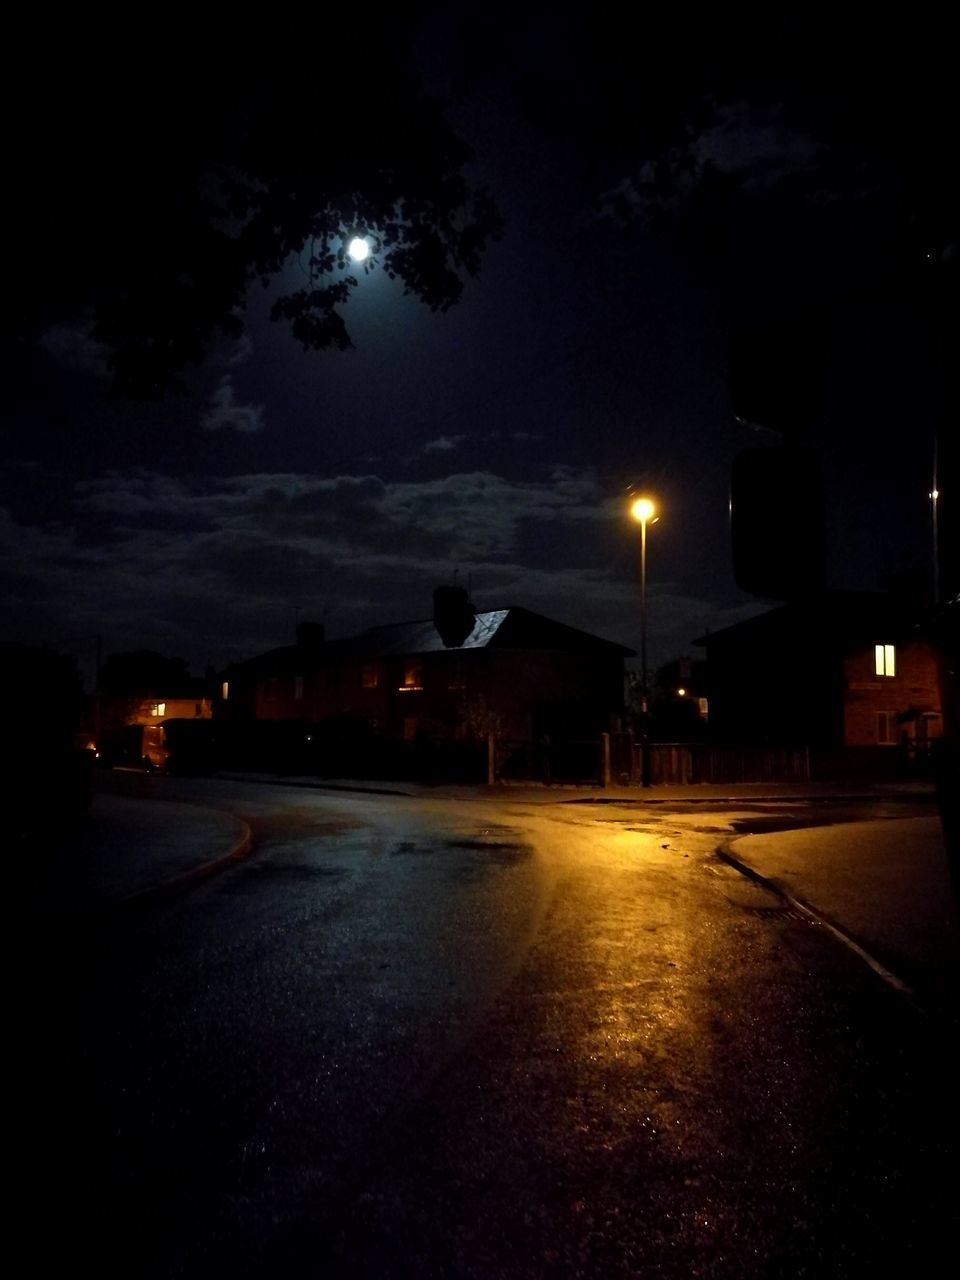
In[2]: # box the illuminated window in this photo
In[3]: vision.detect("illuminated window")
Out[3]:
[361,663,379,689]
[877,711,896,744]
[150,702,166,717]
[294,675,304,700]
[221,681,229,701]
[875,644,896,677]
[400,661,423,691]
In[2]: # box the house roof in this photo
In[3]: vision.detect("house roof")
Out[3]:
[693,590,929,649]
[355,609,511,655]
[354,607,634,657]
[231,606,633,672]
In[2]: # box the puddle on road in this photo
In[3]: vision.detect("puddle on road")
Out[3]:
[727,815,847,835]
[583,809,857,838]
[389,827,531,868]
[390,840,430,856]
[221,862,349,892]
[445,838,529,866]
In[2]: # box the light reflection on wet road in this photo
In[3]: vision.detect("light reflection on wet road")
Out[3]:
[30,780,957,1278]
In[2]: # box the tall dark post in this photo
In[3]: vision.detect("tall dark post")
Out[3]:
[94,632,102,750]
[640,516,651,788]
[931,432,940,606]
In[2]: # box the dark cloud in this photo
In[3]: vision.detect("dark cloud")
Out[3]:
[201,376,265,434]
[423,435,466,453]
[37,319,110,379]
[3,462,764,675]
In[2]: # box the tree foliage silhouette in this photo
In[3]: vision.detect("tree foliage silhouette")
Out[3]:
[7,15,500,397]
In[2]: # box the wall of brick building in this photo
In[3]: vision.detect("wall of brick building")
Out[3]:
[247,646,623,743]
[842,641,942,747]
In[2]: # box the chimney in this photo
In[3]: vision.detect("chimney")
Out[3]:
[433,585,476,649]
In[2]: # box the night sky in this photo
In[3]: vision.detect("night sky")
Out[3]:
[2,6,953,686]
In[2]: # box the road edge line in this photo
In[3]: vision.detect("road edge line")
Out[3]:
[715,837,921,1007]
[89,817,254,919]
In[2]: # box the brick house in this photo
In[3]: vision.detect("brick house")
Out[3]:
[694,591,942,772]
[219,600,633,748]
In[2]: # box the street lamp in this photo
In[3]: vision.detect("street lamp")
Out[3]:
[630,496,658,786]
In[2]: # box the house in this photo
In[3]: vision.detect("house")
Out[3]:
[95,651,213,766]
[694,591,943,773]
[219,591,633,750]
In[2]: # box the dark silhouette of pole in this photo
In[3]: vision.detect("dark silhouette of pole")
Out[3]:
[931,433,940,605]
[641,514,650,786]
[94,633,102,750]
[630,496,656,787]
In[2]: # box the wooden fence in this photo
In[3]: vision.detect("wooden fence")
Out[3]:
[491,735,811,786]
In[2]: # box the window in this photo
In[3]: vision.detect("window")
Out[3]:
[400,661,423,691]
[875,644,896,677]
[221,681,229,701]
[877,711,896,745]
[150,702,166,718]
[361,663,379,689]
[294,675,304,701]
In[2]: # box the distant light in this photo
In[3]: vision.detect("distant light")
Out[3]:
[677,687,687,697]
[630,497,656,523]
[931,489,939,500]
[348,237,370,263]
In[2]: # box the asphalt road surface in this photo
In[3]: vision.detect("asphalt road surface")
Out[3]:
[22,778,958,1278]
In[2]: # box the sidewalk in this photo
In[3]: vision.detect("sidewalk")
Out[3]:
[212,769,938,806]
[724,817,958,1016]
[40,790,251,917]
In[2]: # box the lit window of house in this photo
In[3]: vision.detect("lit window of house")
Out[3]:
[361,663,379,689]
[221,681,229,701]
[150,702,166,718]
[877,710,896,745]
[875,644,896,677]
[294,675,304,701]
[400,661,423,691]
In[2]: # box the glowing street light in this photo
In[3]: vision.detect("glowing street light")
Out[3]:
[347,236,370,263]
[630,496,656,524]
[630,495,658,787]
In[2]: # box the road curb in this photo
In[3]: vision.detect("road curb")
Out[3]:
[87,816,254,919]
[715,836,919,1007]
[214,772,413,798]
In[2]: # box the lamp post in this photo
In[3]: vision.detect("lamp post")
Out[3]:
[630,496,657,787]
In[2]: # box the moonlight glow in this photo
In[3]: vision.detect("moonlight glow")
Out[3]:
[347,237,370,263]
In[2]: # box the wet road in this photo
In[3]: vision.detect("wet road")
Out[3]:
[24,779,958,1277]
